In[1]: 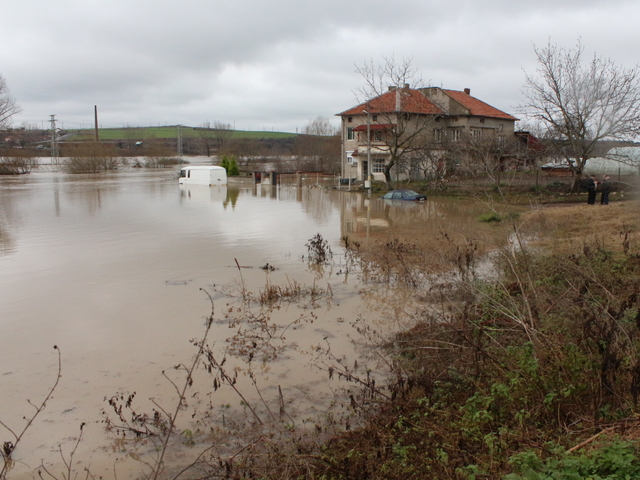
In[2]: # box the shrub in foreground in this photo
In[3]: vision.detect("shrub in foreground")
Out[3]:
[315,238,640,479]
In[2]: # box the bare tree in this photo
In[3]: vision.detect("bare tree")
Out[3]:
[194,122,216,156]
[194,121,233,156]
[295,133,340,173]
[302,117,338,136]
[521,40,640,178]
[450,132,520,186]
[356,56,424,102]
[355,56,438,186]
[211,121,233,154]
[0,75,21,129]
[404,139,446,181]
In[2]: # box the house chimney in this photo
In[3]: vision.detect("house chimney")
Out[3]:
[404,83,410,90]
[388,85,397,91]
[464,88,471,95]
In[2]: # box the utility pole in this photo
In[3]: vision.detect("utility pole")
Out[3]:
[94,105,99,142]
[177,125,183,156]
[50,114,58,164]
[363,109,371,189]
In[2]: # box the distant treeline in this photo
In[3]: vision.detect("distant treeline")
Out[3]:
[1,125,342,174]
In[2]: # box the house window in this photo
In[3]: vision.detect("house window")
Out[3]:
[348,116,353,123]
[346,151,354,164]
[372,115,378,121]
[498,135,506,146]
[347,127,355,140]
[372,158,386,173]
[372,130,383,142]
[449,128,461,142]
[470,128,483,139]
[434,128,443,143]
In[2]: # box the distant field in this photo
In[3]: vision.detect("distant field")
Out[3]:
[69,126,299,141]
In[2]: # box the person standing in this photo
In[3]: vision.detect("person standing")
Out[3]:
[600,175,612,205]
[586,175,598,205]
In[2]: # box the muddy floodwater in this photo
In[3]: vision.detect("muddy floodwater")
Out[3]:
[0,169,515,478]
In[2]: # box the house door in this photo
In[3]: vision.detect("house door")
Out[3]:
[361,160,368,181]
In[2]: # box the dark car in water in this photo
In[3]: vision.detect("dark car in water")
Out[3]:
[381,189,427,201]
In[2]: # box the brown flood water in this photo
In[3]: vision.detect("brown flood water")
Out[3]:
[0,169,517,478]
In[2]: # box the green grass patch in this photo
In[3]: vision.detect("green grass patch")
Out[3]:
[69,126,299,141]
[479,212,503,223]
[479,212,522,223]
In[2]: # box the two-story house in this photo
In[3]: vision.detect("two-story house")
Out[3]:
[337,85,518,183]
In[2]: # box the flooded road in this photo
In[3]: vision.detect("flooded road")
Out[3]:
[0,169,515,478]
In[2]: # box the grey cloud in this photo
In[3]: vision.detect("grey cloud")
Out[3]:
[3,0,640,130]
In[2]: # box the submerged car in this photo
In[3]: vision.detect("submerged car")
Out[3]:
[381,189,426,201]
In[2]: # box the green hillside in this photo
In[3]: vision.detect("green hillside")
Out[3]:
[69,126,298,141]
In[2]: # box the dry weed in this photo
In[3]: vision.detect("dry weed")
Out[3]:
[523,199,639,253]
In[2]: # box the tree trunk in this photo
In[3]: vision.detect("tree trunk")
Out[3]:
[384,159,395,189]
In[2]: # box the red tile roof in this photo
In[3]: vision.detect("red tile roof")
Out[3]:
[442,89,518,121]
[338,87,517,121]
[338,89,443,116]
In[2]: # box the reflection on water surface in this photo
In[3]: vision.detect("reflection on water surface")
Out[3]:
[0,170,512,478]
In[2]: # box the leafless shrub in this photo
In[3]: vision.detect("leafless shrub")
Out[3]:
[0,154,36,175]
[343,236,444,288]
[145,156,184,168]
[63,143,120,173]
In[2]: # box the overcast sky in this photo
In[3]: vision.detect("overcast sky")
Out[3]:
[2,0,639,133]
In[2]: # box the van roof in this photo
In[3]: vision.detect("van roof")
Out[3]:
[180,165,226,170]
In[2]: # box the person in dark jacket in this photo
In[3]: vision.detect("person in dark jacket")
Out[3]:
[600,175,612,205]
[586,175,598,205]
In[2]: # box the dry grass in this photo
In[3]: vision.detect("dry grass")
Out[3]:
[524,198,640,252]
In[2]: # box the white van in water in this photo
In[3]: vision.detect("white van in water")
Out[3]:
[178,166,227,186]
